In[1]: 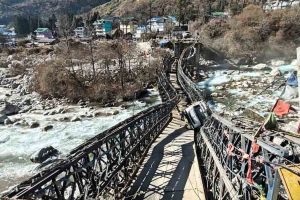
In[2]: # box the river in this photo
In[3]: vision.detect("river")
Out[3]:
[0,89,161,193]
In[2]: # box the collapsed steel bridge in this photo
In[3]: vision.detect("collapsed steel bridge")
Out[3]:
[3,42,300,199]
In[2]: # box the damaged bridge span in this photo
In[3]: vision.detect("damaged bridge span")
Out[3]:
[3,41,300,199]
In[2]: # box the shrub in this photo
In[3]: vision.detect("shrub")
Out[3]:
[9,61,29,76]
[34,60,79,99]
[278,7,300,41]
[200,4,300,60]
[233,5,265,27]
[202,19,229,38]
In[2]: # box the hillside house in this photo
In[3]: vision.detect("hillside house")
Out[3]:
[264,0,300,10]
[34,28,53,39]
[0,25,6,33]
[93,19,113,37]
[134,26,146,39]
[147,16,178,33]
[119,17,138,34]
[210,12,230,19]
[0,25,16,45]
[74,27,87,38]
[147,17,164,32]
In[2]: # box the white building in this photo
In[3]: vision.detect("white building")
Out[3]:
[134,26,146,39]
[92,19,113,37]
[0,25,16,45]
[147,17,165,32]
[74,27,87,38]
[147,16,179,33]
[34,28,53,39]
[264,0,300,10]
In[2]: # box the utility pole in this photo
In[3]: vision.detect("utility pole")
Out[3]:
[38,15,40,28]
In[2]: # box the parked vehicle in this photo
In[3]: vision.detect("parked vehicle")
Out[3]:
[182,31,192,38]
[184,101,211,129]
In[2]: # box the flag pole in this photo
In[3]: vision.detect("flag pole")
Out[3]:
[297,47,300,121]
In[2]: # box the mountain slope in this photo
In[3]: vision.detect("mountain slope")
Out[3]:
[85,0,202,23]
[0,0,111,23]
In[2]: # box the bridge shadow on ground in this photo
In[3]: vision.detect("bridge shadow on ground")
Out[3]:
[125,127,196,200]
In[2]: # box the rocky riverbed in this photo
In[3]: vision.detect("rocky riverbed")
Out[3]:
[0,89,161,193]
[0,43,163,193]
[198,58,299,133]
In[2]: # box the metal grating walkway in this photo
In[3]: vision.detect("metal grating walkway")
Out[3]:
[126,73,206,200]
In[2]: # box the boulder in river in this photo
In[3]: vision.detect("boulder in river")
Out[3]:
[0,102,20,116]
[59,116,70,122]
[29,121,40,128]
[13,119,29,127]
[42,125,53,132]
[0,114,8,124]
[19,105,32,114]
[21,97,31,106]
[235,57,253,65]
[71,116,81,122]
[4,118,12,125]
[30,146,60,163]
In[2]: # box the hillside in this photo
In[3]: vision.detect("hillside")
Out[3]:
[197,5,300,61]
[85,0,203,23]
[0,0,111,24]
[88,0,300,61]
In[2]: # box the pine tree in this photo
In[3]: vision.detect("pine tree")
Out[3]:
[14,16,30,35]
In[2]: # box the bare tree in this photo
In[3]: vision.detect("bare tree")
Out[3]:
[0,33,6,45]
[164,21,174,39]
[57,14,75,39]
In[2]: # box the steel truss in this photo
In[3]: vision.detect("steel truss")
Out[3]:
[196,114,291,199]
[177,44,208,103]
[4,64,179,199]
[4,42,300,200]
[177,43,300,200]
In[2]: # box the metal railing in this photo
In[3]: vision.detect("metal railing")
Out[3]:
[176,43,300,200]
[3,63,179,199]
[197,114,290,199]
[4,41,299,200]
[177,44,207,103]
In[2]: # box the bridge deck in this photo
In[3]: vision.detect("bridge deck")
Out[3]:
[126,73,206,200]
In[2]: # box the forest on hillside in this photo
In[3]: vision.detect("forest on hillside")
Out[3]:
[0,0,110,24]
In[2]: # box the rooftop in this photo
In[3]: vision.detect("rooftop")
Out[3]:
[35,28,50,33]
[93,19,113,25]
[74,27,85,31]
